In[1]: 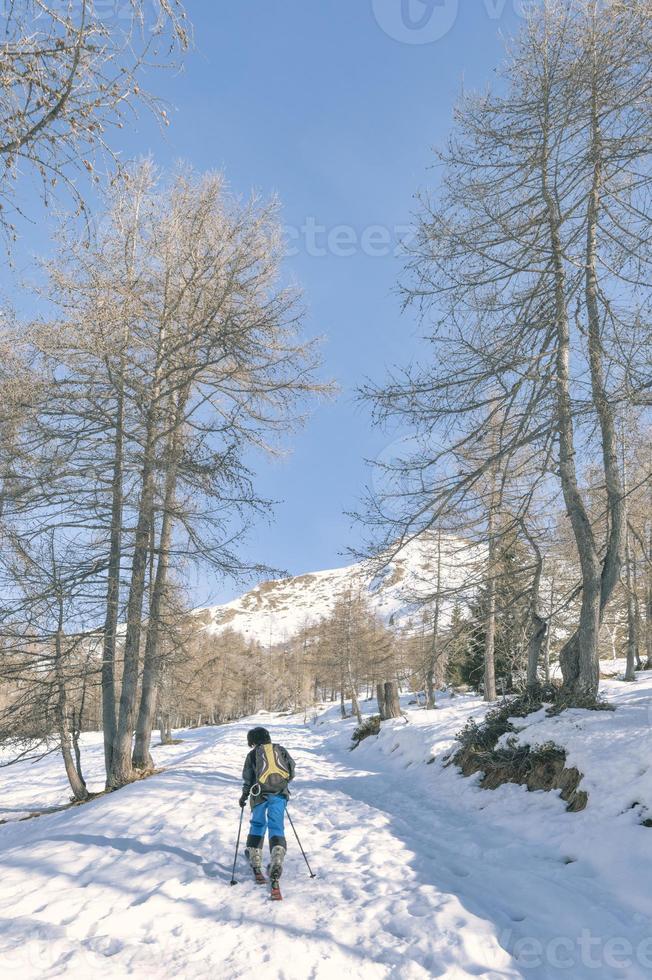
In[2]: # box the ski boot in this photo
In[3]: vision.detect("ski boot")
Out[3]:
[245,846,266,884]
[268,844,285,900]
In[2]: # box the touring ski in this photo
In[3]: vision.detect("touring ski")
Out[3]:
[253,869,267,885]
[270,879,282,901]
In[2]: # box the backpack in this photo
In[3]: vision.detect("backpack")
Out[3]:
[252,743,290,796]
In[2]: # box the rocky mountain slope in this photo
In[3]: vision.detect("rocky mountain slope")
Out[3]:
[195,533,482,646]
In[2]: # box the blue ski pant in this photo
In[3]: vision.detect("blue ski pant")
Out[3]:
[246,794,287,851]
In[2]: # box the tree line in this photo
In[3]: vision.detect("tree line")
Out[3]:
[3,475,650,796]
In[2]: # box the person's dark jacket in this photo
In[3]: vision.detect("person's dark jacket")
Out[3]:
[241,743,295,804]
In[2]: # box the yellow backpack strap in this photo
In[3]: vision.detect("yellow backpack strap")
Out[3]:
[263,743,289,779]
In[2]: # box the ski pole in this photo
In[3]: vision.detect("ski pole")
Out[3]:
[286,809,316,879]
[230,805,245,885]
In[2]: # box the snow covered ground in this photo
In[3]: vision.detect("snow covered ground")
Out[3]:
[0,671,651,978]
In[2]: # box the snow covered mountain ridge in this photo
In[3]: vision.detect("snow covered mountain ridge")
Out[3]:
[194,533,482,647]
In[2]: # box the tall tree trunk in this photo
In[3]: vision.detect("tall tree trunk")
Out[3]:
[424,665,435,710]
[159,713,173,745]
[108,298,169,789]
[621,426,638,682]
[632,514,652,669]
[132,396,185,770]
[347,659,362,725]
[108,413,158,789]
[102,183,145,783]
[72,657,89,786]
[550,255,601,698]
[54,598,88,802]
[540,60,602,700]
[543,563,555,684]
[624,525,637,682]
[559,24,624,699]
[484,491,498,702]
[426,529,442,709]
[376,682,387,720]
[101,373,124,783]
[527,611,547,692]
[583,48,624,682]
[131,583,165,770]
[584,21,624,626]
[383,681,401,719]
[484,570,497,701]
[71,709,85,788]
[523,525,547,692]
[632,551,642,671]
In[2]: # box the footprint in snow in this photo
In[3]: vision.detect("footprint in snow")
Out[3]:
[202,861,223,877]
[406,903,432,919]
[84,935,123,958]
[130,887,160,907]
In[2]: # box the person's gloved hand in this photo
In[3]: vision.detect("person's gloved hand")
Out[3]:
[239,792,248,808]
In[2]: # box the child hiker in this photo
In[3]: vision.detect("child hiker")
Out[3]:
[240,727,295,898]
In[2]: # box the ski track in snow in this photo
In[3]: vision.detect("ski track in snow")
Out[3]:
[0,682,650,979]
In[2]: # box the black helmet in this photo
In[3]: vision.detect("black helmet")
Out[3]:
[247,726,271,747]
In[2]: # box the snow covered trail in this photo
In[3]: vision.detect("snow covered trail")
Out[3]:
[0,715,514,979]
[0,695,649,979]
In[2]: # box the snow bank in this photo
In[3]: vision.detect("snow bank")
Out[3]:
[341,672,652,978]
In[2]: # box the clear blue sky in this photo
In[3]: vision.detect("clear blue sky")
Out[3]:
[11,1,524,605]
